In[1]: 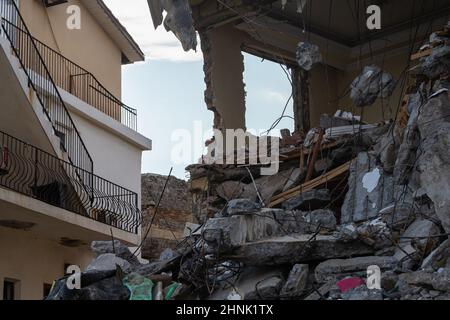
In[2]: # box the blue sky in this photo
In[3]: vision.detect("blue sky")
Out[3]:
[104,0,293,179]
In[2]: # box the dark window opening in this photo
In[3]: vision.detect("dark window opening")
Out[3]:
[3,279,18,300]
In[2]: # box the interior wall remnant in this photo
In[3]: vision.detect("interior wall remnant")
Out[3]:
[292,67,311,134]
[309,65,340,127]
[199,31,223,130]
[206,24,247,130]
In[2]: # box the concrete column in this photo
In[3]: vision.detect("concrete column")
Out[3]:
[292,67,311,133]
[204,25,246,130]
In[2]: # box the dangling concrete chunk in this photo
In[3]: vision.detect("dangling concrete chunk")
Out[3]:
[296,42,322,71]
[350,65,395,107]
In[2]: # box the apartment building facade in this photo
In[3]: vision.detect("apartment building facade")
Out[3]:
[0,0,151,299]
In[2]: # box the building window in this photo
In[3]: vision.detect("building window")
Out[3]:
[3,279,20,300]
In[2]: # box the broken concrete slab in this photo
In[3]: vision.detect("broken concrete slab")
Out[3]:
[421,239,450,271]
[203,209,307,249]
[399,268,450,292]
[282,168,305,192]
[255,168,295,204]
[91,240,140,266]
[79,276,130,300]
[86,253,132,273]
[216,181,255,202]
[394,218,441,270]
[341,152,395,224]
[314,256,398,283]
[282,189,331,211]
[224,198,262,216]
[303,209,337,231]
[207,267,284,300]
[280,264,309,298]
[233,235,374,266]
[417,94,450,233]
[319,113,359,130]
[304,280,337,300]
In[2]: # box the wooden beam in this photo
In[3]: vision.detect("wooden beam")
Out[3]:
[269,160,352,207]
[305,129,324,182]
[410,48,433,61]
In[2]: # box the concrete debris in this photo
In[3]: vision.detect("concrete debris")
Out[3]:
[296,42,322,71]
[46,24,450,300]
[350,65,396,107]
[233,235,374,266]
[416,94,450,233]
[421,45,450,79]
[341,285,383,300]
[91,240,141,266]
[149,0,197,51]
[87,253,132,273]
[341,152,395,224]
[223,198,262,216]
[394,218,441,270]
[314,256,398,283]
[303,209,337,231]
[280,264,309,298]
[421,239,450,271]
[282,189,331,211]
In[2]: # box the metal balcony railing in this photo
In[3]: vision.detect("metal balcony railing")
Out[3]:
[31,34,138,131]
[0,0,93,177]
[0,130,140,233]
[0,1,138,131]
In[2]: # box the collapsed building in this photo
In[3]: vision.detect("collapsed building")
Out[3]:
[45,1,450,300]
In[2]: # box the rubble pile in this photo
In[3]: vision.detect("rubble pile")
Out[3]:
[46,22,450,301]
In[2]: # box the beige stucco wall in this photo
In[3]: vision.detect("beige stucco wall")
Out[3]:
[307,50,411,127]
[19,0,122,98]
[0,226,92,300]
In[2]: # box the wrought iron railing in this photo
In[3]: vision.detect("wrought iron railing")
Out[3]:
[0,0,93,176]
[32,33,138,131]
[0,130,140,233]
[0,1,137,131]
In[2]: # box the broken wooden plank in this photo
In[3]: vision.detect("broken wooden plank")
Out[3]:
[305,129,324,182]
[410,48,433,61]
[269,160,352,207]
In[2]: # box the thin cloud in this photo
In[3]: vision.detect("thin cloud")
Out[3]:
[103,0,202,62]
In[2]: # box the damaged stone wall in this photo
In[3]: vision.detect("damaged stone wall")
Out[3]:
[141,174,192,260]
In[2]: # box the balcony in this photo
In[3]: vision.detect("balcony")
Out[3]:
[0,130,140,234]
[3,21,138,131]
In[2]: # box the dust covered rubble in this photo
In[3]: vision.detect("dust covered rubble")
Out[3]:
[45,22,450,301]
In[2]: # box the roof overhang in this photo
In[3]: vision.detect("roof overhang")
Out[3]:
[81,0,145,64]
